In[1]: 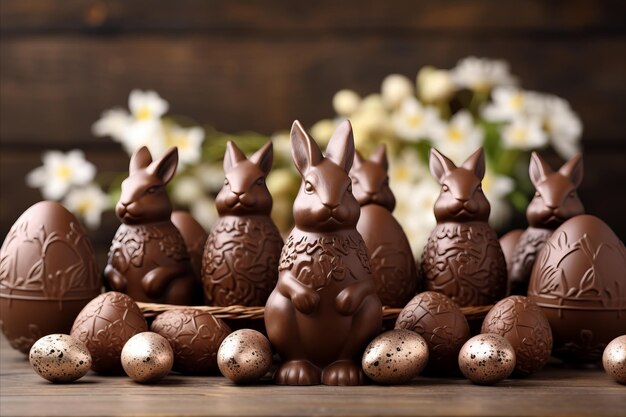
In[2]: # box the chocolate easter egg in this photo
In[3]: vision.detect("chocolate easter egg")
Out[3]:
[171,211,207,278]
[151,309,231,374]
[481,296,552,376]
[528,215,626,362]
[71,291,148,374]
[0,201,101,354]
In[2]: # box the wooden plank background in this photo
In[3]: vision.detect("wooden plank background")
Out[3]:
[1,0,625,261]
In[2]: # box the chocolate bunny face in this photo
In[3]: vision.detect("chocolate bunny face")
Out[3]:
[215,140,274,216]
[526,152,584,228]
[116,146,178,225]
[350,144,396,211]
[430,147,491,223]
[291,120,360,232]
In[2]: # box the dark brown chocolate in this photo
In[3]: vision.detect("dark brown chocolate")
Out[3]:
[509,152,584,295]
[202,141,283,307]
[265,120,382,386]
[528,215,626,362]
[0,201,101,354]
[395,291,470,374]
[104,147,201,305]
[481,295,552,377]
[499,229,523,270]
[151,309,231,374]
[350,144,419,307]
[420,148,507,307]
[71,291,148,374]
[171,211,207,279]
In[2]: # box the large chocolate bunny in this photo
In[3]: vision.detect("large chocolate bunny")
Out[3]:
[202,141,283,306]
[350,144,418,307]
[265,120,382,386]
[508,152,584,294]
[105,147,200,305]
[421,148,506,307]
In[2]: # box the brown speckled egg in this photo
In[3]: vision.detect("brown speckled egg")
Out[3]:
[70,292,148,374]
[121,332,173,383]
[151,309,231,374]
[603,335,626,384]
[362,329,428,384]
[217,329,272,384]
[29,334,92,383]
[459,334,516,385]
[481,296,552,377]
[395,291,470,374]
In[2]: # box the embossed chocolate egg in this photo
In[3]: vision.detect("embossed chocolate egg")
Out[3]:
[459,334,516,385]
[603,335,626,384]
[171,211,207,278]
[0,201,101,354]
[217,328,272,384]
[528,215,626,362]
[395,291,470,374]
[29,334,92,383]
[481,296,552,376]
[70,291,148,374]
[362,329,428,384]
[151,309,231,374]
[121,332,173,383]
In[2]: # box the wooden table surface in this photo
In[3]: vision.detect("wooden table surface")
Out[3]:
[1,336,624,417]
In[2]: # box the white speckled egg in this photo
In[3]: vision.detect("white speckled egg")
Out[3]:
[603,335,626,384]
[29,334,92,383]
[217,329,272,384]
[362,329,429,384]
[121,332,173,383]
[458,334,516,385]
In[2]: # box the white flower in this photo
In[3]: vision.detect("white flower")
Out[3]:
[194,163,225,192]
[360,94,387,114]
[27,150,96,200]
[332,90,361,117]
[122,119,167,156]
[310,119,338,146]
[389,147,429,185]
[429,110,484,164]
[171,176,205,205]
[129,89,169,121]
[482,171,514,230]
[63,184,110,229]
[417,67,455,103]
[451,56,517,92]
[191,197,219,230]
[164,125,205,167]
[542,96,583,159]
[482,87,528,121]
[270,132,292,162]
[501,116,548,150]
[91,108,132,142]
[351,104,393,149]
[391,97,440,142]
[381,74,414,109]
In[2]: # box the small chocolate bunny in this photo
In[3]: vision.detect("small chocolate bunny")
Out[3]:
[421,147,507,307]
[202,140,283,307]
[508,152,584,294]
[350,144,418,307]
[265,120,382,386]
[105,147,200,305]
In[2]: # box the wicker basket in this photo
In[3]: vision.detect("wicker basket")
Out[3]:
[137,302,493,322]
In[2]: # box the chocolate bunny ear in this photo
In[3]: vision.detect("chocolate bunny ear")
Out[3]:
[291,120,323,175]
[149,147,178,185]
[461,148,485,180]
[558,153,583,188]
[130,146,153,174]
[429,147,456,184]
[369,144,389,172]
[249,141,273,176]
[353,149,365,169]
[325,120,355,173]
[529,152,553,187]
[224,140,247,172]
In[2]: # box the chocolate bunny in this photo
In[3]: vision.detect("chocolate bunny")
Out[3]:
[508,152,584,294]
[202,140,283,306]
[350,144,418,307]
[105,146,201,305]
[265,120,382,386]
[421,147,506,307]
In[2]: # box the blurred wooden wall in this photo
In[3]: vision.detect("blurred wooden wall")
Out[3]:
[1,0,625,256]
